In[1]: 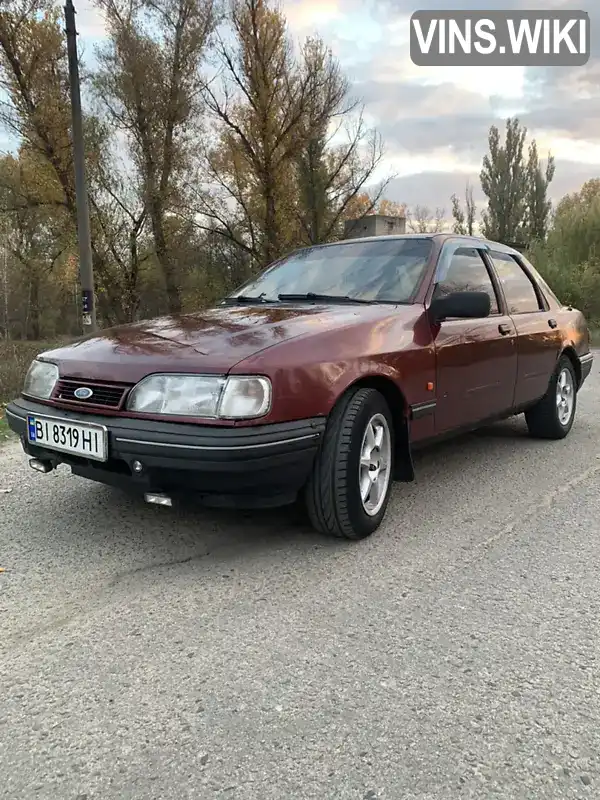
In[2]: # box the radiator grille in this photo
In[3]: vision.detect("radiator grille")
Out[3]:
[53,379,132,410]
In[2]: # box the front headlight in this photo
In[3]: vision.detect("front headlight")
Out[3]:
[23,359,59,400]
[126,374,272,419]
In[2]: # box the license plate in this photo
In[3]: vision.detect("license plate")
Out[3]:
[26,414,108,462]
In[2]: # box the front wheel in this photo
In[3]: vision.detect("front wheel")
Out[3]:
[525,355,577,440]
[304,387,395,539]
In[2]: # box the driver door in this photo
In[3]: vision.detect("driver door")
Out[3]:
[432,246,518,434]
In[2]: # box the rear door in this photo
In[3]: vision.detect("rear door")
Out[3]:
[485,250,563,408]
[432,245,518,434]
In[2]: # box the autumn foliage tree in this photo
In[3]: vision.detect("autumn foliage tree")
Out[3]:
[196,0,388,269]
[342,192,405,221]
[0,0,141,326]
[0,0,402,338]
[0,3,94,333]
[197,0,305,268]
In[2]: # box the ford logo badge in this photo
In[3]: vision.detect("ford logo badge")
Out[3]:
[74,387,94,400]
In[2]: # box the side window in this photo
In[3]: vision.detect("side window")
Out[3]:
[433,247,499,314]
[489,252,543,313]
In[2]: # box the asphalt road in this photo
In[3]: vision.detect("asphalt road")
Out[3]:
[2,366,600,800]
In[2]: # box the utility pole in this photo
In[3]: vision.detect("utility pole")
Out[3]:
[1,214,8,339]
[64,0,97,333]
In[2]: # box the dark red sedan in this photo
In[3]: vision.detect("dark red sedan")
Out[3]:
[6,234,593,539]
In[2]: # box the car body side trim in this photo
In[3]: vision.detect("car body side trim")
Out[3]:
[114,434,320,451]
[410,400,437,420]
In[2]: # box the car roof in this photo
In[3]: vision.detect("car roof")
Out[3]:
[322,233,523,258]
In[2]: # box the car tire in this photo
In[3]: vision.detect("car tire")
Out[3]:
[525,355,578,440]
[304,387,395,540]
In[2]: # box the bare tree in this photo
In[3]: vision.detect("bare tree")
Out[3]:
[95,0,217,313]
[88,136,150,322]
[294,37,388,244]
[407,204,445,233]
[451,181,476,236]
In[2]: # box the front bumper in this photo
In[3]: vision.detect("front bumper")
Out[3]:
[6,398,326,507]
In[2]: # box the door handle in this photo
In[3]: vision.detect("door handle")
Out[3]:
[548,318,557,329]
[498,323,512,336]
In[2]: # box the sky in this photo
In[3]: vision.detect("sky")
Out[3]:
[2,0,599,220]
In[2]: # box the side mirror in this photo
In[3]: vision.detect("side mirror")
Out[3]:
[429,290,491,324]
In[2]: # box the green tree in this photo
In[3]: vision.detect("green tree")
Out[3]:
[525,140,555,242]
[480,117,528,243]
[528,179,600,323]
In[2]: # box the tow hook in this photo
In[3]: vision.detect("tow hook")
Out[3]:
[144,492,173,507]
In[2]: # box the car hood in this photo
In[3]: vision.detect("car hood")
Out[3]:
[41,303,396,383]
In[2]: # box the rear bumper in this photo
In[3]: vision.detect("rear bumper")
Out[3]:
[579,352,594,387]
[6,398,326,507]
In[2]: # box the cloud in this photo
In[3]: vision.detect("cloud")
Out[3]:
[307,0,600,211]
[284,0,343,32]
[383,157,599,217]
[385,170,482,211]
[352,78,498,161]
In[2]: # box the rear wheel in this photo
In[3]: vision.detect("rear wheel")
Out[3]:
[525,355,577,440]
[304,387,395,539]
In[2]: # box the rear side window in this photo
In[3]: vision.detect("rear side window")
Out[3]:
[489,252,543,314]
[433,247,499,314]
[519,254,561,306]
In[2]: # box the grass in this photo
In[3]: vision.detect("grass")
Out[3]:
[0,415,12,444]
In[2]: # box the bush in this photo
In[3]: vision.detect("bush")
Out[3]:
[527,242,600,326]
[0,339,69,405]
[527,180,600,328]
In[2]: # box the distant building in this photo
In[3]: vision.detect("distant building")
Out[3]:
[343,214,407,240]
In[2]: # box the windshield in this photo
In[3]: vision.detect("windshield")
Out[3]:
[229,238,434,303]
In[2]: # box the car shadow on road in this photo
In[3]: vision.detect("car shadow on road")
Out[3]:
[21,409,568,584]
[80,414,535,549]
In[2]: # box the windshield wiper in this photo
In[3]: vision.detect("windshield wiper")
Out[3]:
[277,292,373,305]
[221,293,275,305]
